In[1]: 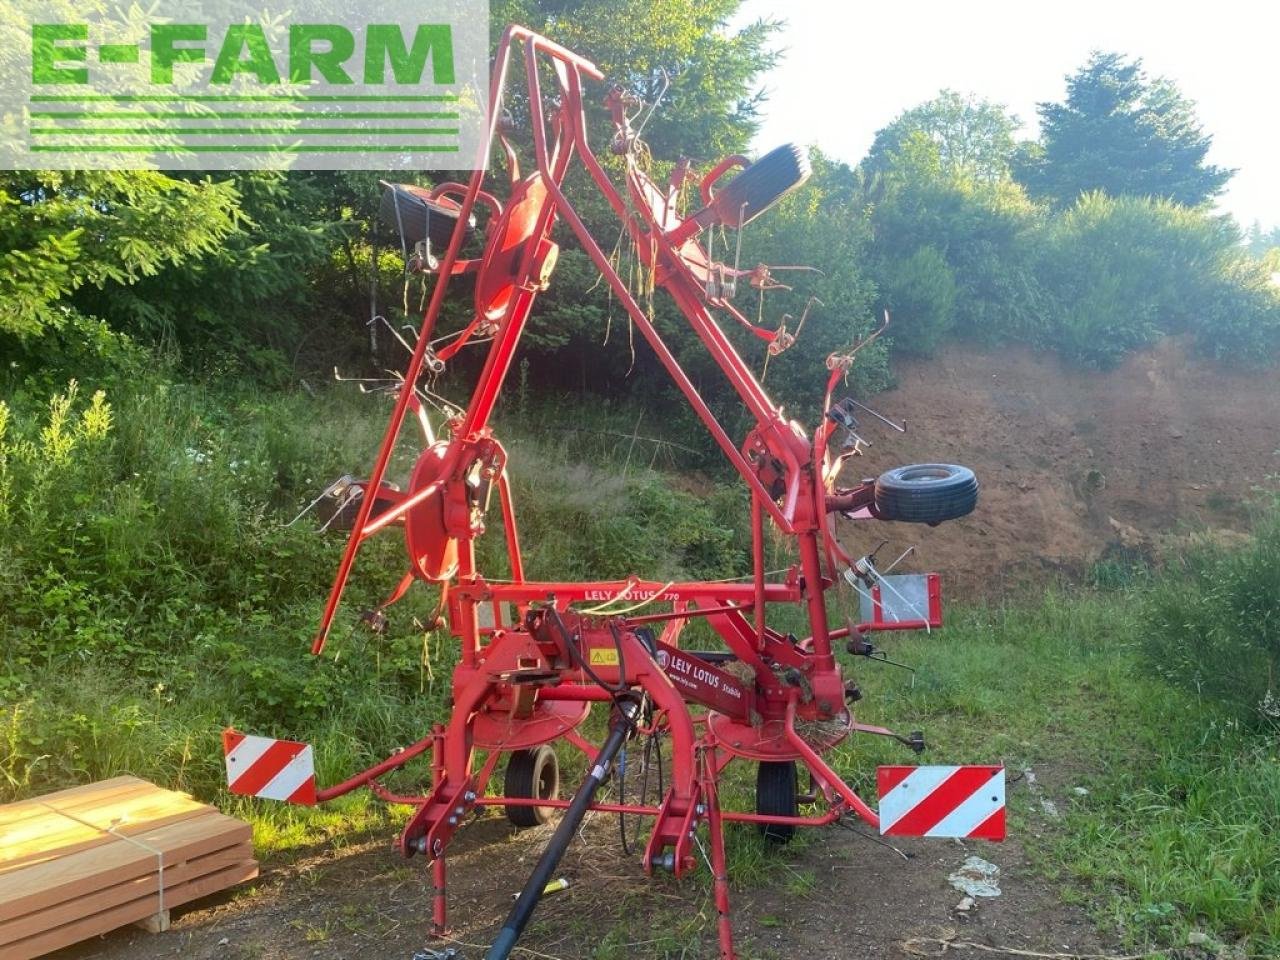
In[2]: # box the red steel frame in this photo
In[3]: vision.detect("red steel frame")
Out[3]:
[301,25,943,960]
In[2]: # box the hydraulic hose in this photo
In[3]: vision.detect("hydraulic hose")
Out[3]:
[485,698,639,960]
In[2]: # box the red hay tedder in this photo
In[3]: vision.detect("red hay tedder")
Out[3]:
[224,25,1000,960]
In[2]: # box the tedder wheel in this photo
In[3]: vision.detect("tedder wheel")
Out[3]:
[874,463,979,525]
[711,144,812,226]
[503,745,560,828]
[755,760,799,844]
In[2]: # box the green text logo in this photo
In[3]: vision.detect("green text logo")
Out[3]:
[4,1,487,170]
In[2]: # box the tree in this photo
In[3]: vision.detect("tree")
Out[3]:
[0,172,241,340]
[864,90,1019,183]
[861,131,1047,348]
[1245,221,1280,257]
[1020,52,1232,207]
[494,0,780,159]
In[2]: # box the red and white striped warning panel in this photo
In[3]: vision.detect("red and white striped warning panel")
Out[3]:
[223,729,317,805]
[877,765,1005,839]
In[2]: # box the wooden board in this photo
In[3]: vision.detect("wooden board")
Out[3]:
[0,778,150,829]
[0,813,250,929]
[1,859,259,960]
[1,778,212,871]
[0,779,258,960]
[0,842,253,945]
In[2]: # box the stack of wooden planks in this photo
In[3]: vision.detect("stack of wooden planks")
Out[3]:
[0,776,258,959]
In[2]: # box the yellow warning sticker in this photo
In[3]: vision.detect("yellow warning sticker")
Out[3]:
[588,647,620,666]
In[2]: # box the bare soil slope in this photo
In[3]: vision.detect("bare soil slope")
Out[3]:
[849,338,1278,593]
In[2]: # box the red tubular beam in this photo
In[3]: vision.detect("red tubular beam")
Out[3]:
[310,31,520,656]
[548,75,795,533]
[464,579,797,605]
[314,734,435,803]
[622,603,752,627]
[366,789,843,828]
[783,697,879,829]
[561,726,600,761]
[362,475,448,537]
[724,808,842,827]
[475,796,838,827]
[369,781,427,806]
[510,26,605,79]
[498,471,525,583]
[478,797,655,815]
[664,281,781,435]
[697,154,750,207]
[752,495,765,648]
[798,533,833,666]
[536,685,613,701]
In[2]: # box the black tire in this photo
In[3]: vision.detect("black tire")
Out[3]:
[711,144,811,226]
[874,464,979,524]
[756,760,798,844]
[378,182,476,249]
[503,745,560,828]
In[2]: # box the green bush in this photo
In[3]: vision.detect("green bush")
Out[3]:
[1141,503,1280,729]
[876,245,957,355]
[1036,193,1222,365]
[1190,253,1280,365]
[1031,192,1280,367]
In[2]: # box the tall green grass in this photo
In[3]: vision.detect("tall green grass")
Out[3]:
[0,377,745,808]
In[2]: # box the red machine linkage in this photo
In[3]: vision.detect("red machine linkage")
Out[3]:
[244,23,992,960]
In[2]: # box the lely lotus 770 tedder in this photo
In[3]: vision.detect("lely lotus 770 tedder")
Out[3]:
[224,25,1001,960]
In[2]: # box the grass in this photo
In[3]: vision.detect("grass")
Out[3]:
[2,376,1278,957]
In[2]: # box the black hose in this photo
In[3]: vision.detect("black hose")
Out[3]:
[485,699,640,960]
[548,607,627,697]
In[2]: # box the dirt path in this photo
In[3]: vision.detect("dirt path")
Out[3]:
[60,767,1106,960]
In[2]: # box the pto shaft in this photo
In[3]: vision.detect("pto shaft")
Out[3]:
[485,699,639,960]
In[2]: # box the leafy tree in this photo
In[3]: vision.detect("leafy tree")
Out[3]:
[1020,52,1233,207]
[1245,221,1280,257]
[494,0,780,159]
[862,131,1047,348]
[875,245,958,355]
[864,90,1019,182]
[0,172,240,340]
[75,172,341,379]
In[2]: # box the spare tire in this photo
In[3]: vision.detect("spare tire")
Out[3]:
[378,182,476,249]
[874,464,978,524]
[710,144,811,226]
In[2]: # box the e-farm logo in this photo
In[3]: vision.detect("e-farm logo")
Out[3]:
[1,1,488,170]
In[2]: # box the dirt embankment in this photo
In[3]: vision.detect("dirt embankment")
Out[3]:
[848,338,1279,594]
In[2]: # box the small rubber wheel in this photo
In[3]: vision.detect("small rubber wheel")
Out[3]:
[503,745,560,828]
[874,463,979,524]
[712,144,812,226]
[756,760,798,844]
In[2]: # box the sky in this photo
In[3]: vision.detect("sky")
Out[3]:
[732,0,1279,230]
